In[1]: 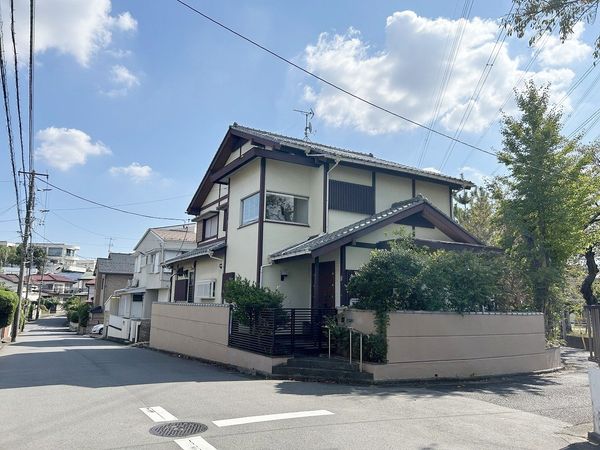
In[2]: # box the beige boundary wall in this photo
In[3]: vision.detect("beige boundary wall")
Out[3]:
[149,302,288,375]
[345,309,561,381]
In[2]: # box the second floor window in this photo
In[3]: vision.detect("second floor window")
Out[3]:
[203,215,218,240]
[266,192,308,224]
[241,192,259,226]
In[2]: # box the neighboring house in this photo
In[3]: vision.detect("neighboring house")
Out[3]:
[30,242,96,273]
[0,274,19,291]
[106,225,196,341]
[165,124,489,309]
[86,278,95,304]
[93,253,135,309]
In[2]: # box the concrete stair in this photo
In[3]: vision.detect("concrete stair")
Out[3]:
[272,356,374,383]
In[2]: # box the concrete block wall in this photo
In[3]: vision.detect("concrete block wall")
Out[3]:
[345,309,561,381]
[149,302,287,375]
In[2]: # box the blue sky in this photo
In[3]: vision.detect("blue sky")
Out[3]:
[1,0,599,259]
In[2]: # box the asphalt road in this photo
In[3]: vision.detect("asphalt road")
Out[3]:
[0,315,596,450]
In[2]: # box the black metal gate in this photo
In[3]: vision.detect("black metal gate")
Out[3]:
[228,308,337,356]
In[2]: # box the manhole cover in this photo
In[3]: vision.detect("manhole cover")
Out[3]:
[149,422,207,438]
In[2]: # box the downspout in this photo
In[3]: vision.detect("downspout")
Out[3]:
[325,158,341,233]
[208,251,225,302]
[259,262,272,288]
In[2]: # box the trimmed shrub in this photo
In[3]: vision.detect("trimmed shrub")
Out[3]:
[223,276,284,327]
[0,289,17,329]
[77,303,90,327]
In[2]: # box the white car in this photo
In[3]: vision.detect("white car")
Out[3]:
[91,324,104,335]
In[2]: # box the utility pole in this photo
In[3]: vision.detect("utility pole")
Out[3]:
[11,170,35,341]
[35,255,45,320]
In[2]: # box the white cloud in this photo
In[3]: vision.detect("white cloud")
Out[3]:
[103,64,140,96]
[35,127,111,171]
[4,0,137,66]
[422,167,441,174]
[302,11,585,135]
[109,162,154,183]
[536,22,591,67]
[459,165,489,186]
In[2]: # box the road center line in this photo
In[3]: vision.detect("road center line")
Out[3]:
[139,406,178,422]
[175,435,217,450]
[212,409,334,427]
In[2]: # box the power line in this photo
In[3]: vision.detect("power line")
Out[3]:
[49,211,138,241]
[9,0,26,178]
[441,6,513,171]
[173,0,497,159]
[36,177,187,221]
[0,2,22,236]
[27,0,34,172]
[417,0,474,167]
[51,193,193,211]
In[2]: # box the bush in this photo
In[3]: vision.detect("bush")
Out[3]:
[0,288,17,328]
[223,277,284,327]
[68,310,79,324]
[326,318,387,363]
[77,303,90,327]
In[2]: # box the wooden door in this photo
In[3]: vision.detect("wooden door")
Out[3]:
[312,261,336,309]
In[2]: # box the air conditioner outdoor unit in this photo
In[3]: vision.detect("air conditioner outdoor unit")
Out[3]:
[196,279,216,301]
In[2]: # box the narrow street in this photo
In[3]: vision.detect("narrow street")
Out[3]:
[0,315,595,450]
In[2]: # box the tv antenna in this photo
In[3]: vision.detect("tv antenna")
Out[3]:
[293,108,314,140]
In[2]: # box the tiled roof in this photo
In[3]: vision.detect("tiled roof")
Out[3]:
[231,124,474,187]
[164,239,226,265]
[28,273,76,283]
[271,198,424,260]
[96,253,135,275]
[0,273,19,284]
[151,226,196,242]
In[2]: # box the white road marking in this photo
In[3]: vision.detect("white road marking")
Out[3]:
[212,409,334,427]
[139,406,178,422]
[174,435,217,450]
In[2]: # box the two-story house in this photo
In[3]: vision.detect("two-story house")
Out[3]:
[106,225,196,341]
[166,124,485,310]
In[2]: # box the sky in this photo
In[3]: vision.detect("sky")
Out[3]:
[1,0,599,260]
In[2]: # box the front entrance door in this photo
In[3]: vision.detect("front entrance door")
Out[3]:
[312,260,336,309]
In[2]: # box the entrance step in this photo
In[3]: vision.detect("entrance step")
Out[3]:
[272,356,374,383]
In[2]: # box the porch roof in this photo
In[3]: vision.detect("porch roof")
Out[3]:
[270,197,486,261]
[163,239,226,265]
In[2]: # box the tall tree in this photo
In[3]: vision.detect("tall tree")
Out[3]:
[497,81,598,336]
[505,0,600,59]
[453,187,501,246]
[580,146,600,304]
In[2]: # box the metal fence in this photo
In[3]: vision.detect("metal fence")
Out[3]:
[228,308,337,356]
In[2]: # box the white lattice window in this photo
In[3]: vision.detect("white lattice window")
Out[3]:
[195,279,216,302]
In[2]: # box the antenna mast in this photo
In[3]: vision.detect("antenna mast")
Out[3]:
[293,108,314,140]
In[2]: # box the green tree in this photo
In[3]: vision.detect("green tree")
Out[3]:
[496,81,598,336]
[504,0,600,59]
[453,187,501,246]
[0,245,17,271]
[14,245,47,273]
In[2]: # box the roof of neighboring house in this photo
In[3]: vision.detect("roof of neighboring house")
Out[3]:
[231,124,472,187]
[270,197,485,261]
[187,124,474,214]
[0,273,19,284]
[151,226,196,242]
[85,279,96,286]
[27,273,77,284]
[133,224,196,252]
[95,253,135,275]
[163,239,226,265]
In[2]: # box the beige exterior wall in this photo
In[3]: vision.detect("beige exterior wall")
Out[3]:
[375,172,412,211]
[328,210,369,232]
[262,159,324,260]
[262,259,311,308]
[330,165,372,185]
[149,303,288,374]
[344,309,560,380]
[194,256,223,303]
[225,158,260,281]
[346,246,373,271]
[415,180,451,215]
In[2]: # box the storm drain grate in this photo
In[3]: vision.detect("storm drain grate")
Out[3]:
[149,422,207,438]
